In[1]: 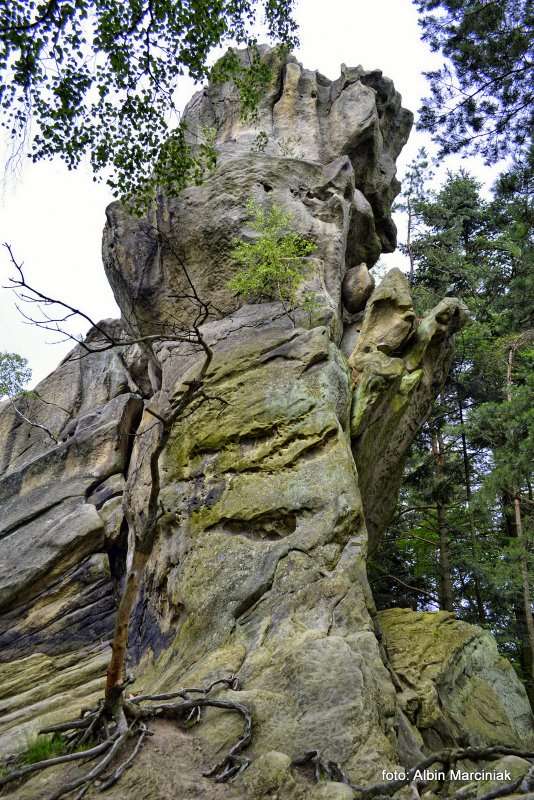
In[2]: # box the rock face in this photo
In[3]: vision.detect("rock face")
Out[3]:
[348,269,468,551]
[0,322,145,751]
[1,47,532,799]
[379,609,534,753]
[182,46,413,258]
[102,46,413,337]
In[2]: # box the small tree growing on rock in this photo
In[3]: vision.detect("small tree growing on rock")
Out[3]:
[228,198,316,320]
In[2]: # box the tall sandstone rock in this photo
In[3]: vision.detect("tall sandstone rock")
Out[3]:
[1,48,532,799]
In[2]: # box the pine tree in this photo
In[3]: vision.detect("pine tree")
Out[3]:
[372,162,534,697]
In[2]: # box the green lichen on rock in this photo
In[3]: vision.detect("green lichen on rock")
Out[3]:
[119,317,400,787]
[379,608,534,751]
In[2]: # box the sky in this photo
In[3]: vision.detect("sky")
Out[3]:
[0,0,500,387]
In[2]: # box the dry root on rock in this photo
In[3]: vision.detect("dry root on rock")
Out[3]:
[292,746,534,800]
[0,674,250,799]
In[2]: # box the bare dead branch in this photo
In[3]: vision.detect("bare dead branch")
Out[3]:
[3,242,117,348]
[8,398,59,444]
[144,406,169,425]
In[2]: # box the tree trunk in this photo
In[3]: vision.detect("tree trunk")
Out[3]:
[506,342,534,707]
[432,430,454,612]
[103,339,213,716]
[502,492,534,707]
[105,548,149,714]
[515,493,534,704]
[437,500,454,612]
[457,388,485,622]
[406,196,415,280]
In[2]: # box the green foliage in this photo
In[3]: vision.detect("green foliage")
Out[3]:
[0,1,298,206]
[415,0,533,163]
[0,352,31,397]
[396,147,433,215]
[19,734,68,765]
[372,156,534,686]
[228,199,315,307]
[125,125,217,214]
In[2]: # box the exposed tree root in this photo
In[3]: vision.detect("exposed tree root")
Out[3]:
[0,740,117,788]
[0,674,251,799]
[132,677,252,782]
[4,675,534,800]
[291,750,355,786]
[292,746,534,800]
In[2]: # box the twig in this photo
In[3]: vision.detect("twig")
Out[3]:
[8,398,58,444]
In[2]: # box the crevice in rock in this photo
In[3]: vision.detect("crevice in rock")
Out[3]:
[107,518,129,590]
[233,546,311,621]
[120,397,145,477]
[234,576,276,620]
[207,510,298,541]
[270,59,287,124]
[327,588,351,636]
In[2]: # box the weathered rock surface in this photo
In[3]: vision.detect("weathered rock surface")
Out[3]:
[183,46,413,258]
[103,47,413,338]
[342,263,375,314]
[125,309,399,785]
[103,155,354,337]
[1,46,532,800]
[348,269,468,551]
[379,608,534,752]
[0,322,144,751]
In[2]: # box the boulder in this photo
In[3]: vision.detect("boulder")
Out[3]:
[379,608,534,751]
[342,262,375,313]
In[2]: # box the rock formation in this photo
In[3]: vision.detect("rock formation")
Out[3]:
[1,48,532,799]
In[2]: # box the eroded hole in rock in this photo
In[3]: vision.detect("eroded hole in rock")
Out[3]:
[210,511,298,540]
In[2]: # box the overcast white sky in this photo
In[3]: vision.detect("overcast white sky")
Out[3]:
[0,0,499,387]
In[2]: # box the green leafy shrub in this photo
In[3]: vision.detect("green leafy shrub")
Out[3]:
[228,199,315,308]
